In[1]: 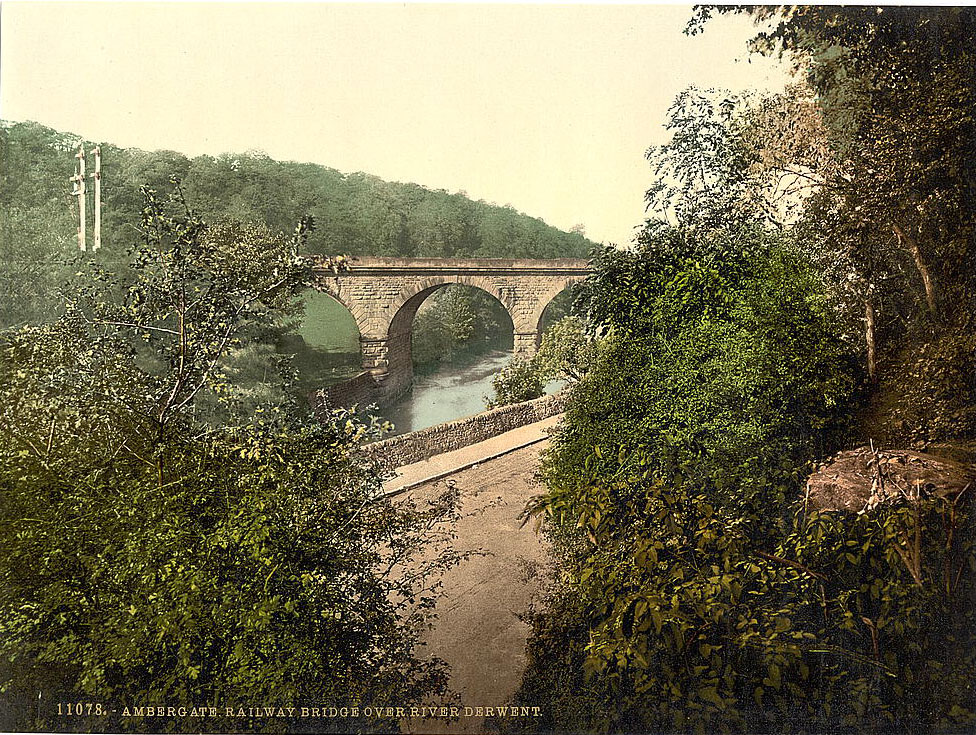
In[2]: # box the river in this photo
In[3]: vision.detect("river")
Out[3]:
[378,349,561,435]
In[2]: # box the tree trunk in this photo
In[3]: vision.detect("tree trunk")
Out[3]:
[893,223,938,316]
[865,298,878,383]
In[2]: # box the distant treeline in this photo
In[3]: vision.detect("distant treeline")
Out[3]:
[0,119,593,258]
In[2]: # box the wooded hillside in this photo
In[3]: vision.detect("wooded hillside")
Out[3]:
[0,120,594,327]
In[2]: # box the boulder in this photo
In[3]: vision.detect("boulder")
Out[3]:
[805,446,975,513]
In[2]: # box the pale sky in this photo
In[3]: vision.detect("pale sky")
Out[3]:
[0,2,793,246]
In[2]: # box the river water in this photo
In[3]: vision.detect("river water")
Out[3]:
[378,349,561,435]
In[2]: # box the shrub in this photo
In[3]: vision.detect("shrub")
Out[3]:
[485,356,545,409]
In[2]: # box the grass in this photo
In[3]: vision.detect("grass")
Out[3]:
[299,291,360,352]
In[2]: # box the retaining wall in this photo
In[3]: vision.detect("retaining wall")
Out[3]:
[312,371,380,415]
[362,392,566,469]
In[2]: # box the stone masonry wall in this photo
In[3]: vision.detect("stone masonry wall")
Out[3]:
[311,372,380,415]
[362,392,566,469]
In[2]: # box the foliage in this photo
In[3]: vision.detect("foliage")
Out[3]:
[411,286,512,371]
[532,316,597,384]
[511,221,976,732]
[644,88,761,230]
[858,316,976,447]
[0,121,594,390]
[692,6,976,393]
[75,184,317,431]
[538,287,575,334]
[506,218,882,731]
[485,356,545,410]
[514,451,975,733]
[278,292,363,397]
[552,223,857,503]
[0,206,76,328]
[0,191,460,732]
[0,124,81,327]
[479,304,597,410]
[509,13,976,720]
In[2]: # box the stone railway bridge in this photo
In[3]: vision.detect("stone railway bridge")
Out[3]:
[313,256,590,405]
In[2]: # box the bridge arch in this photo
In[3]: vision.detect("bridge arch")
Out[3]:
[300,289,362,352]
[382,280,516,402]
[314,256,590,405]
[529,284,579,346]
[388,275,516,320]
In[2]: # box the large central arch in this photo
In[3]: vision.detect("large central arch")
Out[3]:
[313,256,590,405]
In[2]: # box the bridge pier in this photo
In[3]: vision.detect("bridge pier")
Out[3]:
[363,330,539,406]
[513,331,540,357]
[361,334,414,405]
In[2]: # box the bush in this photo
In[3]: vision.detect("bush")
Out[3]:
[506,223,976,732]
[532,316,598,384]
[485,356,545,409]
[546,226,857,493]
[515,453,976,732]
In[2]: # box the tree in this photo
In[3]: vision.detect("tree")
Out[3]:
[532,316,597,384]
[0,204,77,329]
[485,356,545,409]
[0,188,460,732]
[508,11,976,725]
[691,6,976,377]
[0,123,84,329]
[411,286,512,371]
[481,315,597,410]
[511,220,975,733]
[645,87,766,231]
[0,119,596,344]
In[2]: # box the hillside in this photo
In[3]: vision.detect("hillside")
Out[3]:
[0,120,595,326]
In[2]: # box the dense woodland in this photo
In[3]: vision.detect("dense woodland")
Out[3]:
[1,5,974,734]
[0,119,591,274]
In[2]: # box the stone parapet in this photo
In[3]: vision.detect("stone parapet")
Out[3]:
[312,256,590,276]
[361,392,567,469]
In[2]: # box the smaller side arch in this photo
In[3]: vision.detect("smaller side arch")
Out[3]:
[309,276,372,337]
[528,276,586,342]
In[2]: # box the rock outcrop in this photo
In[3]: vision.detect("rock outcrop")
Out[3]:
[806,445,975,513]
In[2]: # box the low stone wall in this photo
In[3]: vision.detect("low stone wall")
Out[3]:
[363,392,566,469]
[312,372,379,415]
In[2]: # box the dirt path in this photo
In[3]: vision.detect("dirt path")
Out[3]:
[400,438,552,734]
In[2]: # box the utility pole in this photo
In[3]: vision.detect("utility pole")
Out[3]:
[72,145,87,251]
[93,147,101,251]
[70,144,102,252]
